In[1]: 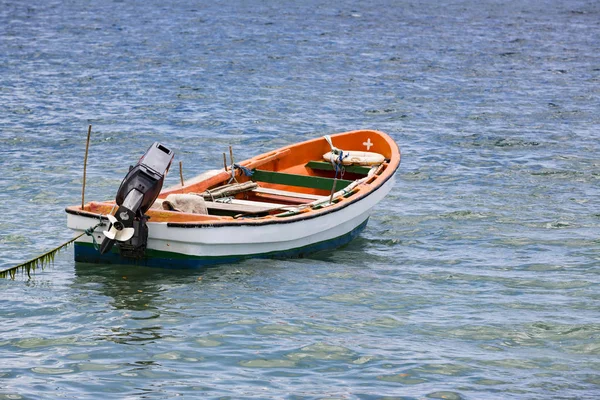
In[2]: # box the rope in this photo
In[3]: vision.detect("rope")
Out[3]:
[324,135,349,173]
[233,164,253,177]
[336,150,349,172]
[84,221,104,251]
[329,149,349,176]
[0,220,106,279]
[227,164,254,183]
[228,163,254,184]
[328,150,349,204]
[324,135,350,205]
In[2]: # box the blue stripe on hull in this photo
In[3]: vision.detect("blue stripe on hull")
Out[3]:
[74,219,369,269]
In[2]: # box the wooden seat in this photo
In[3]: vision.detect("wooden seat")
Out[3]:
[252,187,326,201]
[305,161,372,175]
[251,169,353,191]
[205,198,292,216]
[205,201,272,215]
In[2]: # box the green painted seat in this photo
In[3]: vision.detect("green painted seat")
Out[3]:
[251,169,353,192]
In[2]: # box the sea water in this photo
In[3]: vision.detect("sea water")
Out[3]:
[1,0,598,398]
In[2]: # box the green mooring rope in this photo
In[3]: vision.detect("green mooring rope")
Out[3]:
[84,222,103,251]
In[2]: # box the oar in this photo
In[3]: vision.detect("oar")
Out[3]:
[0,234,85,279]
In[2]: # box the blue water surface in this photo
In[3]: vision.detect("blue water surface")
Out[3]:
[1,0,599,399]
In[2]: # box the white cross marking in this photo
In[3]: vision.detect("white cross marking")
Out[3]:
[363,138,373,150]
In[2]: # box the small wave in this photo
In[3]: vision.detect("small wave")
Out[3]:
[239,359,296,368]
[528,322,600,341]
[530,169,584,179]
[364,108,407,117]
[464,134,541,148]
[286,342,355,362]
[544,221,572,229]
[494,138,540,147]
[0,234,31,245]
[440,210,493,220]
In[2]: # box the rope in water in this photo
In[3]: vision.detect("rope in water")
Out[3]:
[0,221,105,279]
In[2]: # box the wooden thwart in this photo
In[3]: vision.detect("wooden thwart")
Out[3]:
[253,187,326,201]
[205,199,292,215]
[206,201,271,214]
[305,161,372,175]
[251,169,353,192]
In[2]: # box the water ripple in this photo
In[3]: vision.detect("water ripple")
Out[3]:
[1,0,599,398]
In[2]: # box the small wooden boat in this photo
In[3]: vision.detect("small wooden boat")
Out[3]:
[65,130,400,268]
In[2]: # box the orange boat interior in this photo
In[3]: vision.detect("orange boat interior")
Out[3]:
[70,130,400,225]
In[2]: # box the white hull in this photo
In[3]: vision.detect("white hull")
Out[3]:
[67,175,394,261]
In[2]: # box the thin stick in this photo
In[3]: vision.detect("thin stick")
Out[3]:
[329,177,337,204]
[179,161,184,186]
[81,125,92,209]
[229,145,234,166]
[223,153,228,170]
[329,163,339,204]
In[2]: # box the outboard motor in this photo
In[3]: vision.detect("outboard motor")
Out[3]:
[99,142,174,257]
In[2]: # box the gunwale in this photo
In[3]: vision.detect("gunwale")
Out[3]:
[65,129,400,228]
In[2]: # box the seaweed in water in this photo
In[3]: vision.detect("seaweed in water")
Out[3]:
[0,234,83,279]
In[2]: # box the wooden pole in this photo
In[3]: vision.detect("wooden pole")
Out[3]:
[329,177,337,204]
[179,161,184,186]
[81,125,92,209]
[223,153,228,170]
[229,145,234,166]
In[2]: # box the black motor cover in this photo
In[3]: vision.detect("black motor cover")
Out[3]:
[99,142,174,255]
[116,142,174,213]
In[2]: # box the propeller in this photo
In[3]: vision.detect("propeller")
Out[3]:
[103,214,135,242]
[99,213,135,254]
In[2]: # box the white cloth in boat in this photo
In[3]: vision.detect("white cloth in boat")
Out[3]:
[150,182,260,214]
[157,194,209,214]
